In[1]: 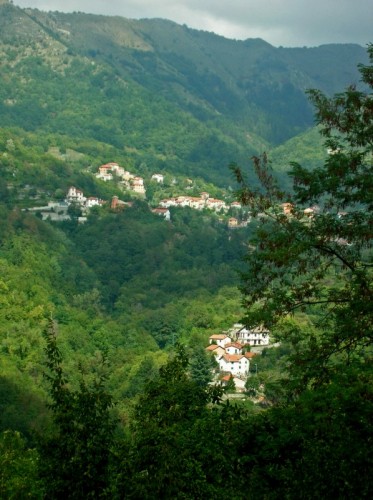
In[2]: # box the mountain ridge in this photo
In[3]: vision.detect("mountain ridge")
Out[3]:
[0,1,369,187]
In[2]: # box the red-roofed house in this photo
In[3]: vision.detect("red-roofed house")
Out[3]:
[225,342,243,355]
[232,324,270,346]
[206,344,225,357]
[244,351,257,360]
[152,208,171,221]
[209,334,232,348]
[218,354,250,377]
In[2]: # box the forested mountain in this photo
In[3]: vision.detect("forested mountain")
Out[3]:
[0,0,368,186]
[0,1,372,497]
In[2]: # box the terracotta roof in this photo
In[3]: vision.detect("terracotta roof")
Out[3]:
[222,354,244,363]
[206,345,220,351]
[244,352,257,359]
[210,334,230,340]
[152,208,168,213]
[225,342,243,349]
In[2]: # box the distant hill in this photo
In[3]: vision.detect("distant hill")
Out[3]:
[0,1,368,186]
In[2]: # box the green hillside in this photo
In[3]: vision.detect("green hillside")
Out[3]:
[0,2,371,496]
[0,1,368,187]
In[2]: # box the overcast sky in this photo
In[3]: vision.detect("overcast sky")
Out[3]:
[13,0,372,48]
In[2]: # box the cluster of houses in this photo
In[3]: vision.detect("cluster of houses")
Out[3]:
[95,162,250,226]
[25,159,251,226]
[159,192,242,214]
[96,163,146,195]
[66,186,105,209]
[25,186,106,222]
[206,324,270,392]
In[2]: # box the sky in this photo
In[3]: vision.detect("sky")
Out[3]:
[13,1,372,48]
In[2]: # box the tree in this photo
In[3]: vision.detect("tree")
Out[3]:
[39,318,116,499]
[231,45,373,387]
[0,430,43,499]
[114,345,226,499]
[189,345,214,387]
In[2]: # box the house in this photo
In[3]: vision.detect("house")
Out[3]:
[66,186,86,205]
[230,324,270,346]
[228,217,238,228]
[282,202,294,215]
[209,334,232,348]
[131,177,146,195]
[96,164,114,181]
[205,198,227,211]
[225,342,243,355]
[220,374,246,392]
[159,198,176,208]
[152,207,171,221]
[86,196,105,208]
[230,201,241,209]
[206,344,226,357]
[218,354,250,377]
[303,207,315,217]
[111,196,132,211]
[151,174,164,184]
[244,351,257,360]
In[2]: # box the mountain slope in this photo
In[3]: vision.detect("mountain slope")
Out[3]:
[0,1,368,187]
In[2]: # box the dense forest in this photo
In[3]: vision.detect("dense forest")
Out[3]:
[0,1,372,498]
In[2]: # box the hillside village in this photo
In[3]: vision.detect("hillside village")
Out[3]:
[207,323,270,392]
[23,159,331,232]
[24,161,251,227]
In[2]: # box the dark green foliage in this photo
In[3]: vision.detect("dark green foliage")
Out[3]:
[0,430,44,499]
[70,206,245,312]
[112,346,245,499]
[0,8,371,498]
[239,367,373,498]
[232,45,373,386]
[189,345,214,387]
[123,356,158,398]
[39,318,116,499]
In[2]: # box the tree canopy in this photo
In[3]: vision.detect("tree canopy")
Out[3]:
[232,44,372,386]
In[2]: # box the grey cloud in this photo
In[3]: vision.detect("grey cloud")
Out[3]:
[14,0,372,47]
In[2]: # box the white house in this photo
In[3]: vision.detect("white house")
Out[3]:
[218,354,250,377]
[86,196,105,208]
[231,324,270,346]
[151,173,164,183]
[96,164,114,181]
[66,186,86,205]
[225,342,243,355]
[205,198,227,211]
[209,334,232,348]
[131,177,146,195]
[152,208,171,221]
[228,217,238,228]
